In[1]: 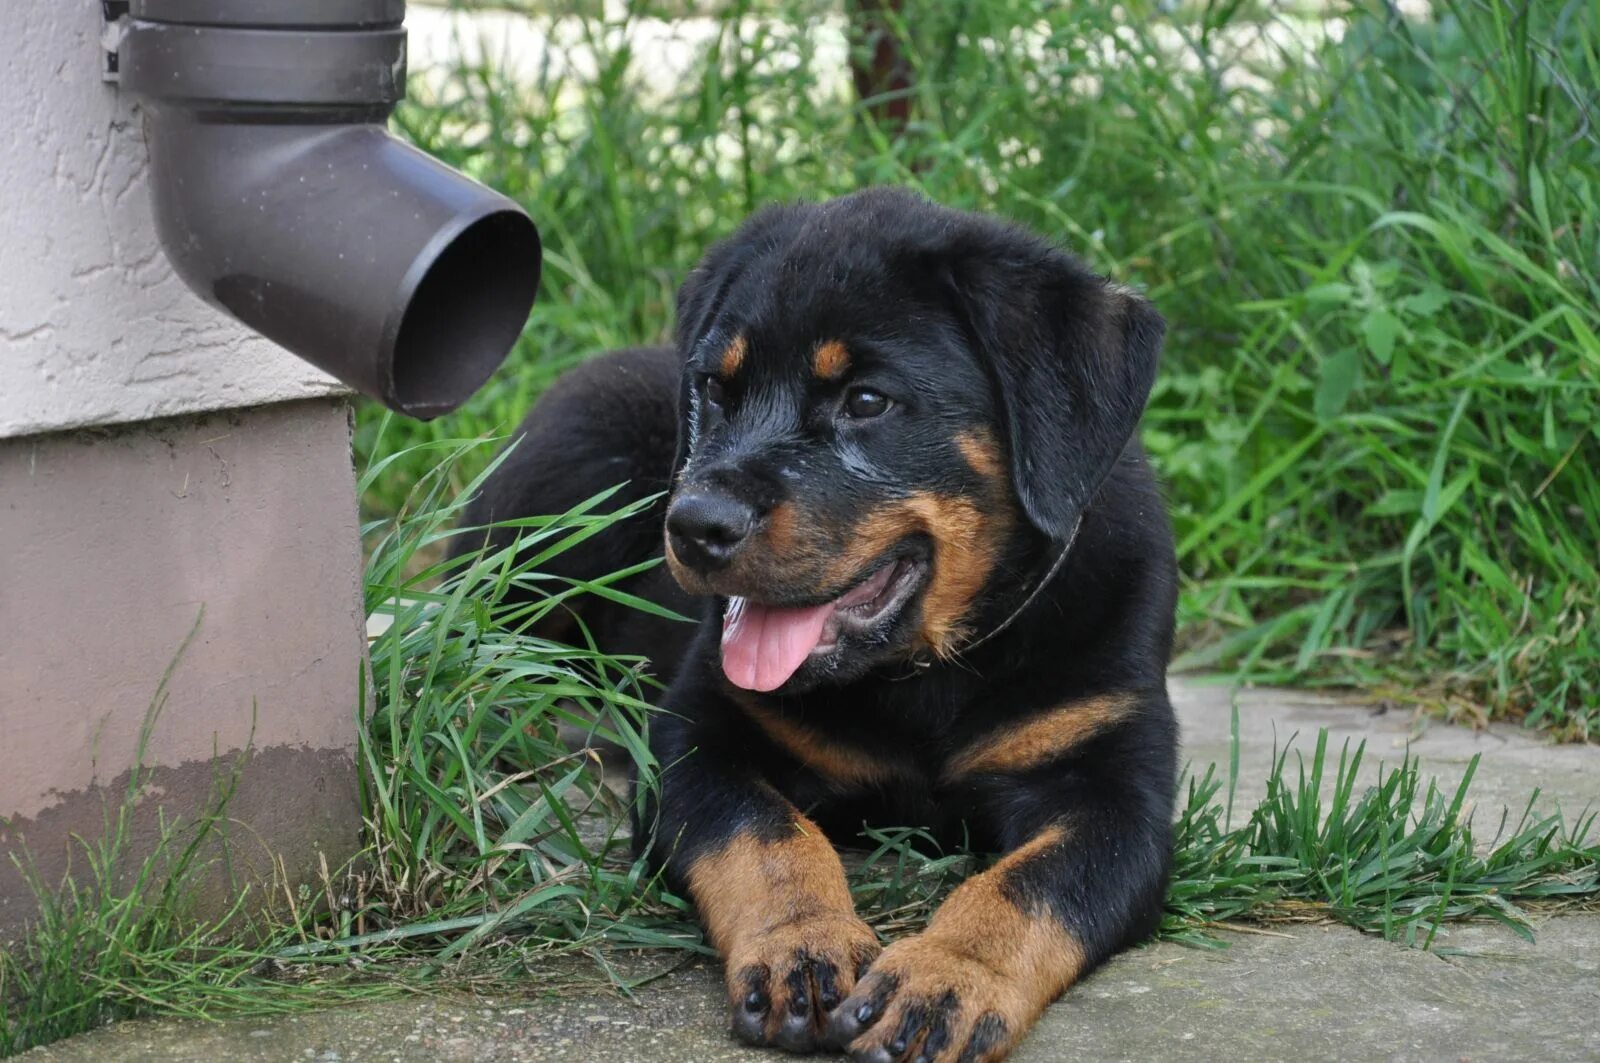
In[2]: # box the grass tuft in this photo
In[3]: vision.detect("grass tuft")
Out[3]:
[352,423,696,956]
[1164,724,1599,948]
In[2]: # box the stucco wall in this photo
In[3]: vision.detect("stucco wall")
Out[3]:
[0,0,344,441]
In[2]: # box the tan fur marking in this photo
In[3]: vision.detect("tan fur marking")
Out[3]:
[850,826,1084,1060]
[760,501,837,581]
[735,695,901,787]
[719,334,748,378]
[825,504,919,589]
[813,340,851,380]
[686,816,856,956]
[764,501,797,553]
[956,429,1005,481]
[830,491,1013,656]
[945,693,1140,780]
[906,492,1008,654]
[924,825,1084,994]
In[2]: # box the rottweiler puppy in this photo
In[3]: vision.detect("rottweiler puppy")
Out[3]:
[461,188,1178,1062]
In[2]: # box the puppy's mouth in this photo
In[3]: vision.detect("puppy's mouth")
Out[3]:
[720,557,928,692]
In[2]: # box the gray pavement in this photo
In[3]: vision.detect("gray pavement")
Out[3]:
[26,680,1600,1062]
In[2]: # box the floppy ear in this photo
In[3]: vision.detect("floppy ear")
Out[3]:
[944,228,1165,541]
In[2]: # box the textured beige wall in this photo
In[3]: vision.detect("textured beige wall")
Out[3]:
[0,399,366,932]
[0,0,343,440]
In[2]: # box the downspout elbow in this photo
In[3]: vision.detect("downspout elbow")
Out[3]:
[120,1,541,418]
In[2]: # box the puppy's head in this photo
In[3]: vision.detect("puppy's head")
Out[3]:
[664,188,1164,694]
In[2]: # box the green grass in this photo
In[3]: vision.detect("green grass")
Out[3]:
[1166,724,1599,948]
[363,0,1599,736]
[354,426,694,955]
[4,440,1597,1056]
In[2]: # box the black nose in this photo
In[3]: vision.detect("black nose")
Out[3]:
[666,490,757,570]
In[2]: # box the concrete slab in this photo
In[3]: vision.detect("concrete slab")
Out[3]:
[26,918,1600,1063]
[1174,680,1599,821]
[22,680,1600,1061]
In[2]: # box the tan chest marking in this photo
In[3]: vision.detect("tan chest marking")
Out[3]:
[944,693,1139,780]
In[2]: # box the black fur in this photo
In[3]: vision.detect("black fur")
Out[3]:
[461,188,1179,1062]
[455,346,697,668]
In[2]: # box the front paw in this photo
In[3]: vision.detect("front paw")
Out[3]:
[824,935,1035,1063]
[724,910,881,1053]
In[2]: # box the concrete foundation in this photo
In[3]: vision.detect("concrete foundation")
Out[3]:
[0,398,366,937]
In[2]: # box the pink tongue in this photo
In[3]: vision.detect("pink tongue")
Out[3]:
[721,596,834,692]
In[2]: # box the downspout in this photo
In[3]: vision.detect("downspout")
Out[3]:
[114,0,541,418]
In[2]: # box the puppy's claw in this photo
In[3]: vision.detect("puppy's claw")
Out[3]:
[848,1047,899,1063]
[731,971,771,1046]
[824,972,896,1048]
[724,917,881,1052]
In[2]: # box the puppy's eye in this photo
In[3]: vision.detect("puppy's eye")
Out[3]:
[704,376,726,407]
[843,387,891,419]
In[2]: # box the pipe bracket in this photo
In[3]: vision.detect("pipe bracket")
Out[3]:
[102,1,131,82]
[120,23,407,109]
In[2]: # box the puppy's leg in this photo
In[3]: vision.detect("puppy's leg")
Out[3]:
[688,807,882,1052]
[827,692,1176,1063]
[638,688,880,1052]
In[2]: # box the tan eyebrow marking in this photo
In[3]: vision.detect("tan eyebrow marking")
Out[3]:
[813,340,851,380]
[955,428,1005,480]
[719,334,748,378]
